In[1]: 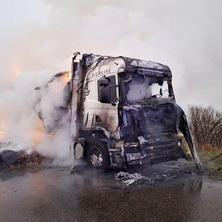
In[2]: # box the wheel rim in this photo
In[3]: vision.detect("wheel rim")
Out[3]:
[90,147,103,168]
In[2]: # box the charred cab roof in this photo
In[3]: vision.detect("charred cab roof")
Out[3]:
[81,53,172,79]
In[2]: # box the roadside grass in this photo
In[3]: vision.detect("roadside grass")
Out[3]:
[197,145,222,179]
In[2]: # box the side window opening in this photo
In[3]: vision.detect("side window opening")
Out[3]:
[98,76,117,104]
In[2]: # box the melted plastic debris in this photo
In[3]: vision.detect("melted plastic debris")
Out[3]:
[115,160,200,186]
[115,172,148,186]
[115,172,145,180]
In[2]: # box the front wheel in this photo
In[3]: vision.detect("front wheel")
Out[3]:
[87,141,110,171]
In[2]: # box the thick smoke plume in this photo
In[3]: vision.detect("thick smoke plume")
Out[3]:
[0,0,221,162]
[0,70,72,164]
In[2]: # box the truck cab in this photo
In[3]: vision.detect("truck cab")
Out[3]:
[70,53,200,170]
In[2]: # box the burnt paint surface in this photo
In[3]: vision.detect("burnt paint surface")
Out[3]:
[71,54,198,165]
[82,53,172,78]
[120,103,178,140]
[119,102,186,162]
[75,54,174,134]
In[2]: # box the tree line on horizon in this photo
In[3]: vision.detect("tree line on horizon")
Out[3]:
[188,105,222,150]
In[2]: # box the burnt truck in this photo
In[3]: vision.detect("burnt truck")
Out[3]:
[68,52,200,170]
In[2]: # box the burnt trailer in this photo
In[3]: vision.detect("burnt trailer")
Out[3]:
[69,53,201,170]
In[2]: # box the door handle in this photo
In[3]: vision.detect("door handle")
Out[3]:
[96,115,101,122]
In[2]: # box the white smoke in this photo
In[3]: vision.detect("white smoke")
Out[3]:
[0,70,53,143]
[127,77,151,102]
[0,70,72,165]
[1,0,222,109]
[34,73,72,164]
[0,0,222,162]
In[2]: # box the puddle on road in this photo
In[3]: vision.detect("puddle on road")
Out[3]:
[1,160,222,222]
[113,159,202,187]
[0,158,202,189]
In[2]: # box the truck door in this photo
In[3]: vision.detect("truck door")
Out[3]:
[96,75,119,133]
[82,78,97,129]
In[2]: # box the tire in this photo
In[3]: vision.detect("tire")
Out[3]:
[87,140,110,171]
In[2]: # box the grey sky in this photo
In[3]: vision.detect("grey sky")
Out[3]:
[0,0,49,38]
[0,0,222,112]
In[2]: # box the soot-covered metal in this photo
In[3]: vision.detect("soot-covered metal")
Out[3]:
[37,53,201,170]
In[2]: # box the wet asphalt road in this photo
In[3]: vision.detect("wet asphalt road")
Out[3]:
[0,163,222,222]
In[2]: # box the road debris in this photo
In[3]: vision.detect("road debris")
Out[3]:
[115,171,147,186]
[0,149,48,169]
[114,159,202,186]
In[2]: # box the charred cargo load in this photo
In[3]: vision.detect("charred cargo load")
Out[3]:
[69,53,200,170]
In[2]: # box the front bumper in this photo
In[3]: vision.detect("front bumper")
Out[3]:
[125,147,186,166]
[109,137,187,167]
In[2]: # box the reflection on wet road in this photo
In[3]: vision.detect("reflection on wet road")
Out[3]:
[0,163,222,222]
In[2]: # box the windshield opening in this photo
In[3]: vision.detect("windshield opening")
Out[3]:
[123,74,172,105]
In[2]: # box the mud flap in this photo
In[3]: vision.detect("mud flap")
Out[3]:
[177,107,202,170]
[100,138,125,167]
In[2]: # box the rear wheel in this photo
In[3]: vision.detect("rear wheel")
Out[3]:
[87,141,110,171]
